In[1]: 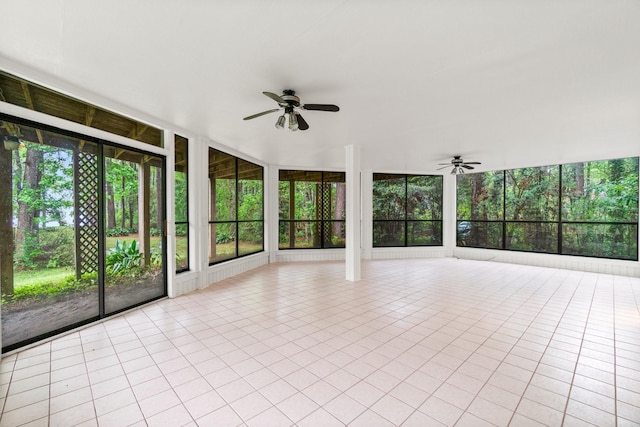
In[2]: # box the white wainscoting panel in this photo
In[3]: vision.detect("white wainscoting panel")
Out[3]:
[453,247,640,277]
[275,249,346,263]
[205,253,270,288]
[372,247,448,260]
[172,271,200,297]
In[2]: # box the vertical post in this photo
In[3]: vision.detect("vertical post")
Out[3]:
[73,149,81,279]
[139,160,151,266]
[289,178,295,248]
[0,145,14,297]
[361,169,373,260]
[345,145,361,281]
[314,181,322,248]
[165,130,175,297]
[209,177,216,262]
[266,165,280,263]
[443,173,457,257]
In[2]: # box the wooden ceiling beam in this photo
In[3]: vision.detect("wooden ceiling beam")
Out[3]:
[0,121,21,138]
[78,106,97,152]
[128,123,148,140]
[20,82,44,144]
[85,106,96,127]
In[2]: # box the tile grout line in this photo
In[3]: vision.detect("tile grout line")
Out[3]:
[0,355,16,425]
[558,273,599,426]
[460,268,578,426]
[507,271,585,426]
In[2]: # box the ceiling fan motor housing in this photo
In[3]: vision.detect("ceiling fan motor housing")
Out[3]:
[280,89,300,107]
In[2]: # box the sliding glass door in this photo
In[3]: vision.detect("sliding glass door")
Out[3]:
[1,115,166,352]
[103,146,165,314]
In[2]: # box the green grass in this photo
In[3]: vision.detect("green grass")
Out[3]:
[10,235,256,292]
[10,235,160,291]
[14,267,75,290]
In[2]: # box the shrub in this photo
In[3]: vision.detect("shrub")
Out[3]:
[216,230,234,244]
[40,226,75,268]
[106,240,142,273]
[16,233,41,269]
[106,227,130,237]
[151,243,162,265]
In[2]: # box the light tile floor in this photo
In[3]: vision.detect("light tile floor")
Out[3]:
[1,258,639,426]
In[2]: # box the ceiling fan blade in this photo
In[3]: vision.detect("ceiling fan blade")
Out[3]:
[464,162,481,165]
[302,104,340,112]
[263,91,285,103]
[437,165,450,170]
[243,109,280,120]
[461,164,475,169]
[296,112,309,130]
[438,163,453,165]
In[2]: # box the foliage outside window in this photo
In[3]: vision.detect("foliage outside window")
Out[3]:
[456,158,639,260]
[1,114,166,353]
[208,148,263,264]
[373,174,443,247]
[279,170,346,249]
[174,135,189,272]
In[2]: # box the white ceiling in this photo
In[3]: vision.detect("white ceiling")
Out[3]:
[1,0,639,173]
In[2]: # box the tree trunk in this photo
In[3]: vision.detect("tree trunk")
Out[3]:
[0,145,14,295]
[155,168,162,230]
[16,147,43,251]
[128,197,135,230]
[121,177,126,229]
[576,163,584,195]
[107,181,116,229]
[470,173,486,244]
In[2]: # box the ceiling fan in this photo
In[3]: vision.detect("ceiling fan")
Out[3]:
[437,155,481,174]
[243,89,339,131]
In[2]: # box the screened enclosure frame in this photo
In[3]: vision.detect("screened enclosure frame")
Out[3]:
[278,170,347,250]
[174,134,189,273]
[372,173,443,248]
[456,160,639,261]
[208,148,264,265]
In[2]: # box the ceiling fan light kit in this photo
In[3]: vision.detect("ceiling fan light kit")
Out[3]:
[287,108,298,131]
[244,89,339,131]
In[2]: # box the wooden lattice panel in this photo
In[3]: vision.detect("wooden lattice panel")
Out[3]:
[75,151,99,275]
[321,183,332,245]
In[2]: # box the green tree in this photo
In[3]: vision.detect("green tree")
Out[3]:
[105,159,138,231]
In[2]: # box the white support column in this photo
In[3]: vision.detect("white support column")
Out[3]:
[164,130,176,297]
[267,164,280,263]
[197,138,211,289]
[345,145,361,281]
[361,169,373,260]
[443,173,457,257]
